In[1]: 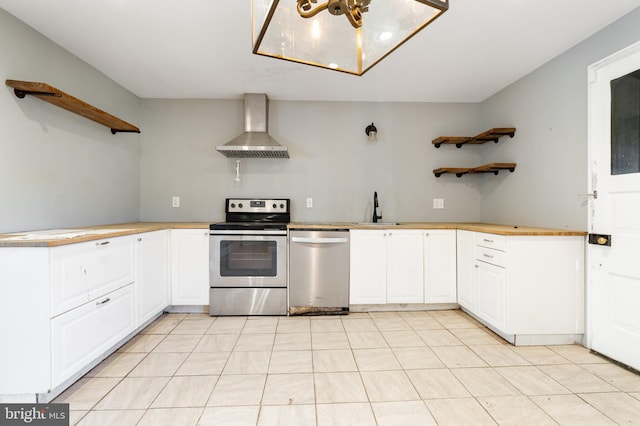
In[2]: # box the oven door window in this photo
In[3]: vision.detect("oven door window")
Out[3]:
[219,240,278,277]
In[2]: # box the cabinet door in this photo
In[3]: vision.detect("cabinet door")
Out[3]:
[456,230,476,310]
[51,284,135,386]
[51,235,135,317]
[476,260,505,331]
[171,229,210,305]
[136,230,170,325]
[349,230,387,304]
[387,230,424,303]
[424,230,457,303]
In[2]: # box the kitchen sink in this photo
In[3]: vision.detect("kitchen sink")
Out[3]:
[356,222,400,226]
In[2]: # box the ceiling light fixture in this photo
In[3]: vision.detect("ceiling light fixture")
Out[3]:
[251,0,449,76]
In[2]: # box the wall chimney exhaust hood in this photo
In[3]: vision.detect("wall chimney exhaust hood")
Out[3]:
[216,94,289,158]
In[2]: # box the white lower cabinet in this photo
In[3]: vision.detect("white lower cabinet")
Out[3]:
[387,231,424,303]
[171,229,210,306]
[136,230,170,324]
[475,260,506,331]
[0,230,170,402]
[50,235,135,317]
[423,230,457,303]
[457,231,585,345]
[350,229,456,305]
[349,230,387,304]
[51,284,135,385]
[456,230,476,310]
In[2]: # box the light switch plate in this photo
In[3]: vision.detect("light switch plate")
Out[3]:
[172,196,180,208]
[306,198,313,208]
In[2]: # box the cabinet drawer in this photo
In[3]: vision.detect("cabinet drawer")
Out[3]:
[476,232,506,251]
[51,236,135,317]
[476,246,506,268]
[51,284,135,386]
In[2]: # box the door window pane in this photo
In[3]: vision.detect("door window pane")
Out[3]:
[611,69,640,175]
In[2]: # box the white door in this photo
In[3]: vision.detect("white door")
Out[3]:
[587,40,640,371]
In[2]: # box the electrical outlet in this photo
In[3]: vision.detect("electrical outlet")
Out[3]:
[433,198,444,209]
[306,198,313,208]
[172,196,180,208]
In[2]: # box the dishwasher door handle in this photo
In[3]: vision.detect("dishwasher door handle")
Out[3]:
[290,237,349,244]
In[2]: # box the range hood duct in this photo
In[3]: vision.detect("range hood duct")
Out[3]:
[216,94,289,158]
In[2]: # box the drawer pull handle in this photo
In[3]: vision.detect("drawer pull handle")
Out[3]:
[483,238,494,243]
[483,253,494,259]
[96,297,111,305]
[96,241,110,246]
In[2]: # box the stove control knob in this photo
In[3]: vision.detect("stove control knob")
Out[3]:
[230,203,236,209]
[280,203,285,209]
[238,203,243,208]
[271,203,276,208]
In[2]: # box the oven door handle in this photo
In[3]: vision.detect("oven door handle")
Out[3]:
[290,237,349,244]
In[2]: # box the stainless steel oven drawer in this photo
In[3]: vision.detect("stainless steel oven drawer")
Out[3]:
[209,288,287,316]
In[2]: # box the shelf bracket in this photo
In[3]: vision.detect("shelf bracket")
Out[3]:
[13,89,61,99]
[110,128,141,135]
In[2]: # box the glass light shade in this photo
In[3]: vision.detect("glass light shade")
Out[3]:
[252,0,449,76]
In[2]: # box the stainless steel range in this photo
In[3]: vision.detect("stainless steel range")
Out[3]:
[209,198,289,316]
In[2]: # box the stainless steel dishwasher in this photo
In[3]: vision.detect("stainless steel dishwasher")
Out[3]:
[288,229,350,315]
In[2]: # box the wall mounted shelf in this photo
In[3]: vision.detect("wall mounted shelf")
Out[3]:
[5,80,140,134]
[433,127,515,148]
[434,163,517,178]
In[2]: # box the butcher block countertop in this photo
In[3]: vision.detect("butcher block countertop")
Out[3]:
[0,222,210,247]
[288,222,587,236]
[0,221,586,247]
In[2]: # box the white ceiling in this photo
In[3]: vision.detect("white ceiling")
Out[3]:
[2,0,640,102]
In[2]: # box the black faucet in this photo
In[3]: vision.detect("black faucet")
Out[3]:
[373,191,382,223]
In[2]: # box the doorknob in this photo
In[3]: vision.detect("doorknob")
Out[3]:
[588,233,611,246]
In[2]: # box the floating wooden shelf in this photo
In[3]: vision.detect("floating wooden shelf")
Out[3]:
[433,127,515,148]
[434,163,517,178]
[5,80,140,134]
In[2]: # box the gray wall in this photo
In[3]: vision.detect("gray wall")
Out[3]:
[139,99,484,223]
[4,6,640,232]
[0,9,140,233]
[479,7,640,230]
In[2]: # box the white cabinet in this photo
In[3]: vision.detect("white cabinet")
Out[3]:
[349,230,387,304]
[423,230,457,303]
[51,235,135,317]
[51,284,135,385]
[0,233,137,402]
[457,231,585,345]
[350,229,455,305]
[136,230,170,324]
[350,229,423,304]
[456,230,476,310]
[171,229,210,306]
[387,230,424,303]
[476,260,506,331]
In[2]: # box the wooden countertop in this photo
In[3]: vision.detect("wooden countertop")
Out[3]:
[0,222,210,247]
[0,221,586,247]
[289,222,587,236]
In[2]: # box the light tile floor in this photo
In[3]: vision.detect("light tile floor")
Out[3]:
[54,310,640,425]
